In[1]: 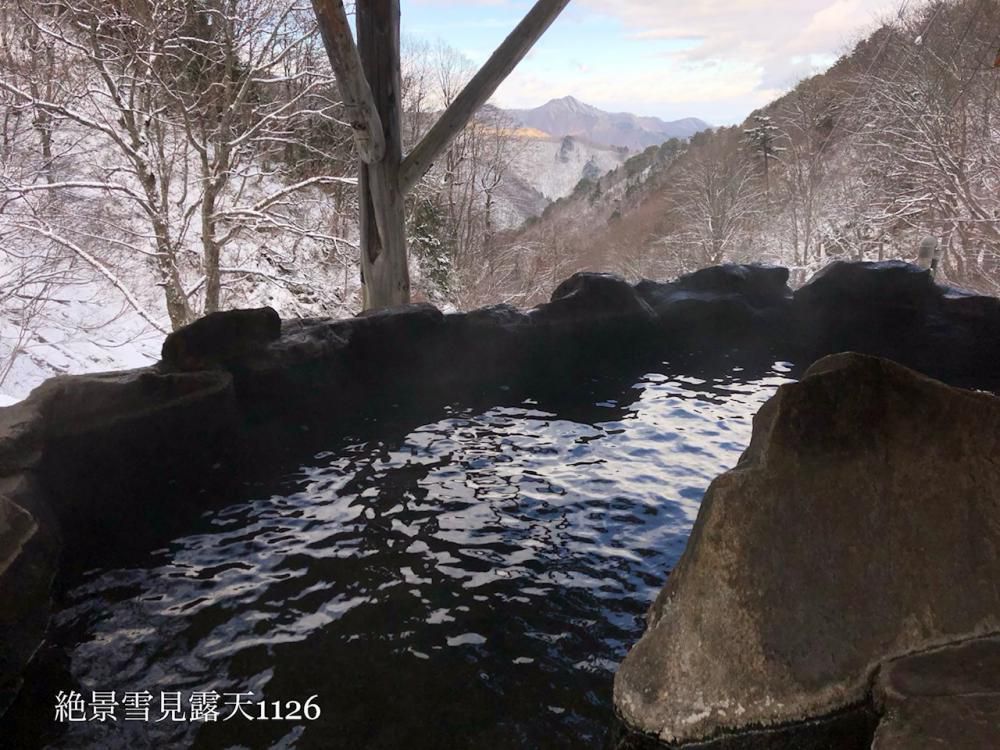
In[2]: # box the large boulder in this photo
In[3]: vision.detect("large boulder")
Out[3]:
[636,264,792,311]
[0,402,60,717]
[161,306,281,372]
[792,261,936,362]
[793,261,1000,380]
[795,260,936,311]
[535,272,656,323]
[34,369,241,564]
[0,399,43,477]
[0,476,57,716]
[636,264,794,348]
[0,366,243,718]
[614,352,1000,744]
[672,264,792,305]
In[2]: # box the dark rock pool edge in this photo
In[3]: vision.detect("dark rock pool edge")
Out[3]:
[1,259,999,748]
[611,700,880,750]
[611,631,1000,749]
[614,353,1000,748]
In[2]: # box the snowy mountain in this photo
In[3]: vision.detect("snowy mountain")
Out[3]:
[499,0,1000,304]
[493,134,628,227]
[488,97,709,227]
[506,96,710,152]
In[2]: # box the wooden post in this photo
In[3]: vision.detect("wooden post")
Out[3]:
[312,0,570,310]
[357,0,409,309]
[310,0,385,164]
[399,0,572,193]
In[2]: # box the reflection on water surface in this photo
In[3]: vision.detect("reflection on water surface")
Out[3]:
[20,361,794,749]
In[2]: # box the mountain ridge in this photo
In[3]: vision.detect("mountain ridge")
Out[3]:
[505,96,710,152]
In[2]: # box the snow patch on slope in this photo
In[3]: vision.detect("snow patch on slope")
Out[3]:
[492,135,627,228]
[0,277,161,403]
[514,136,625,201]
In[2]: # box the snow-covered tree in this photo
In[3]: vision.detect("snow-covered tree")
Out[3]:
[400,41,524,306]
[852,0,1000,291]
[743,114,784,198]
[662,128,762,269]
[0,0,356,330]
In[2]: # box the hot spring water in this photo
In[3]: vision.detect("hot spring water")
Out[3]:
[9,360,794,749]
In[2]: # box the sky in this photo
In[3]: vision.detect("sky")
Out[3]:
[401,0,904,125]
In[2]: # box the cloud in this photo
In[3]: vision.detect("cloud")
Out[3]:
[493,56,777,125]
[580,0,899,94]
[402,0,903,124]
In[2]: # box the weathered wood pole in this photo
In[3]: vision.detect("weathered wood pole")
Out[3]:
[312,0,571,310]
[398,0,573,193]
[357,0,409,309]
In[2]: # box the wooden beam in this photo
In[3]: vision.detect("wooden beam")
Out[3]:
[398,0,571,193]
[357,0,410,308]
[311,0,386,164]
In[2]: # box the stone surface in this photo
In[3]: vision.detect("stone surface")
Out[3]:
[539,272,657,322]
[0,478,57,717]
[636,264,794,348]
[793,261,1000,381]
[161,306,281,371]
[0,493,36,590]
[872,636,1000,749]
[36,370,241,562]
[155,261,1000,407]
[4,261,1000,728]
[30,368,234,432]
[614,352,1000,744]
[672,264,792,304]
[0,400,44,477]
[0,368,240,717]
[795,260,935,309]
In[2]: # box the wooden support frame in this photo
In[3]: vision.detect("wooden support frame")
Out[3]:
[311,0,386,164]
[311,0,572,309]
[399,0,572,193]
[357,0,409,307]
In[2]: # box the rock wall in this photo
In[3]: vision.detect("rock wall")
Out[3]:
[2,260,1000,736]
[614,353,1000,746]
[0,369,238,713]
[873,636,1000,749]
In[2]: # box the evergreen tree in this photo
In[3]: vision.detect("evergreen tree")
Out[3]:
[743,114,784,198]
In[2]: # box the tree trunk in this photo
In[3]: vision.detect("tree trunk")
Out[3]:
[202,183,222,314]
[153,234,193,330]
[357,0,409,309]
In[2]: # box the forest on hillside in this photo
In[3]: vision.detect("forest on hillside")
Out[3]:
[1,0,998,398]
[0,0,530,395]
[505,0,1000,296]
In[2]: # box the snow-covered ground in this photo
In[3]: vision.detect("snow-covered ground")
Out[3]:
[1,143,359,406]
[511,135,626,202]
[493,135,628,228]
[0,276,162,404]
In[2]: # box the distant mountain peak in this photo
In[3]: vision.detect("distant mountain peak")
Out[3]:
[505,97,709,152]
[548,95,595,111]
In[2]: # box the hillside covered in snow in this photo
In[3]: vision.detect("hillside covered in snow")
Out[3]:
[499,0,1000,302]
[5,0,996,402]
